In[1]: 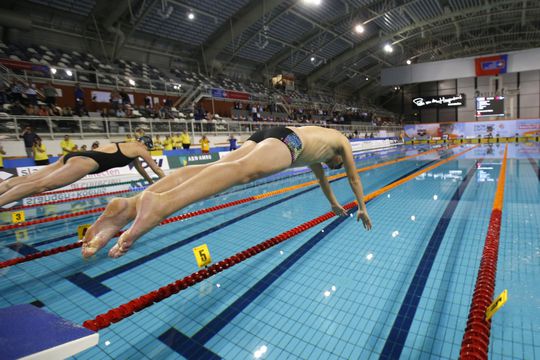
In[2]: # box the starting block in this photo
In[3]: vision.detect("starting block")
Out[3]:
[0,304,99,359]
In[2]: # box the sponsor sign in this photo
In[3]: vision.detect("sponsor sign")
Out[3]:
[412,94,465,108]
[16,156,169,178]
[475,54,508,76]
[404,119,540,140]
[0,58,49,73]
[211,88,251,101]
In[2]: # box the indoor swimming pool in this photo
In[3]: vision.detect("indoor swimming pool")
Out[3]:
[0,143,538,359]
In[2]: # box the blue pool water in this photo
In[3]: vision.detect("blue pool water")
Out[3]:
[0,143,538,359]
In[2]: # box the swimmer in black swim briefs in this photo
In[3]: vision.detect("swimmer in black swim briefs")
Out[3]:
[83,126,372,259]
[0,136,165,207]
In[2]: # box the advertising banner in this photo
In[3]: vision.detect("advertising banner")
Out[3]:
[16,156,169,178]
[475,54,508,76]
[404,119,540,139]
[211,88,251,101]
[412,94,465,108]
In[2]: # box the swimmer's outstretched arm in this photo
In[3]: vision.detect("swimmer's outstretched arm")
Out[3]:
[309,163,348,216]
[134,145,166,182]
[340,140,372,230]
[133,158,154,184]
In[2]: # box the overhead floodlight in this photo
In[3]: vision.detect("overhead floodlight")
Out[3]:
[187,11,195,20]
[365,76,369,81]
[310,56,316,62]
[406,59,412,65]
[303,0,322,5]
[383,44,393,53]
[354,24,365,34]
[50,68,57,74]
[128,78,136,86]
[65,69,73,76]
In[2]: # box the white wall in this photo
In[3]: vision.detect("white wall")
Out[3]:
[382,47,540,86]
[391,70,540,122]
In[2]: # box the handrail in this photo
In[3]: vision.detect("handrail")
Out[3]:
[0,115,402,141]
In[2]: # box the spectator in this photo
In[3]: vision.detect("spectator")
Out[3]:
[228,134,237,151]
[25,83,38,106]
[60,135,75,156]
[163,135,173,151]
[10,80,23,103]
[42,82,57,108]
[80,145,88,151]
[71,144,79,152]
[33,137,49,166]
[38,106,49,116]
[0,145,5,169]
[199,135,210,154]
[135,128,145,139]
[173,133,181,150]
[110,90,121,113]
[181,130,191,150]
[74,83,85,116]
[125,134,135,143]
[119,89,130,107]
[153,135,163,150]
[91,141,100,150]
[10,101,26,115]
[21,126,38,158]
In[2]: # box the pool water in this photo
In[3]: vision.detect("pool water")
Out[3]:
[0,143,538,359]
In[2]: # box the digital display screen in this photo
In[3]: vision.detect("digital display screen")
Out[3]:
[476,96,504,117]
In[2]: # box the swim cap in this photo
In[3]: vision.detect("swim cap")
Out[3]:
[138,135,153,149]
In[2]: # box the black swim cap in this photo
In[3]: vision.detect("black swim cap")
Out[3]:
[138,135,153,149]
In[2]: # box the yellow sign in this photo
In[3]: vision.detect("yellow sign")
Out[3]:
[77,224,92,240]
[15,229,29,242]
[486,289,508,321]
[11,211,25,223]
[193,244,212,268]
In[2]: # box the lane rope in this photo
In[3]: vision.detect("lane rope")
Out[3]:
[0,145,462,269]
[0,145,456,231]
[80,145,477,331]
[460,144,508,360]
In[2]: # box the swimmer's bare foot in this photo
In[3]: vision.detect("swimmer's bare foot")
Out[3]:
[109,191,166,258]
[82,197,137,258]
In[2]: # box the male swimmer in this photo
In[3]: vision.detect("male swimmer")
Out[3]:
[0,136,165,207]
[82,126,372,258]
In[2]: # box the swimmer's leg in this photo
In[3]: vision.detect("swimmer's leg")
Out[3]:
[109,139,291,258]
[0,159,63,195]
[83,142,258,257]
[0,159,94,207]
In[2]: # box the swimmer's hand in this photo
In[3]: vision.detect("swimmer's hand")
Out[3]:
[331,204,348,216]
[357,207,372,230]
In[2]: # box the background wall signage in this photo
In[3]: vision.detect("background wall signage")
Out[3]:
[412,94,465,108]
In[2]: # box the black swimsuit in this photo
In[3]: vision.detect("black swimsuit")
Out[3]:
[63,143,135,174]
[247,127,303,162]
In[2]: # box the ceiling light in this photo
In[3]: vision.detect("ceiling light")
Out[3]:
[128,78,136,86]
[383,44,393,53]
[303,0,322,5]
[65,69,72,76]
[354,24,365,34]
[50,68,57,74]
[365,76,369,81]
[310,56,316,62]
[187,12,195,20]
[406,59,412,65]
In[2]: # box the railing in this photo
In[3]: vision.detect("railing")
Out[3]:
[0,63,188,97]
[0,115,402,140]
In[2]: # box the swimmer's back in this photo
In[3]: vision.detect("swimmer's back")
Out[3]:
[290,126,347,166]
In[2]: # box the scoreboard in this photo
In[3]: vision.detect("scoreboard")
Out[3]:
[476,96,505,117]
